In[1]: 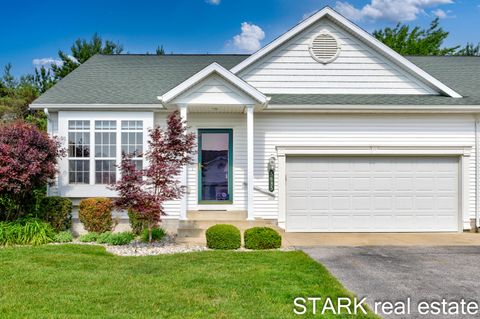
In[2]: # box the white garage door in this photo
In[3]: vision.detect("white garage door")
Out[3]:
[286,156,459,232]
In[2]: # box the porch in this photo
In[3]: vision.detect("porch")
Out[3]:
[176,211,279,245]
[158,62,271,222]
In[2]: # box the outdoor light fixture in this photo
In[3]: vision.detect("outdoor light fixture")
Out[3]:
[268,156,276,192]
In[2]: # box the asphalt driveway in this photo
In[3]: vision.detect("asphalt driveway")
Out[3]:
[302,246,480,319]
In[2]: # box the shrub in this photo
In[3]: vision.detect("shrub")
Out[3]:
[107,232,135,245]
[244,227,282,250]
[0,122,64,219]
[79,198,114,233]
[0,218,55,246]
[78,232,99,243]
[37,196,73,231]
[96,232,135,245]
[205,224,241,250]
[54,231,73,243]
[96,232,112,244]
[140,227,166,243]
[128,209,147,235]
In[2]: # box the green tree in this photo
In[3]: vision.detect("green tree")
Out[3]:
[51,33,123,80]
[373,18,459,55]
[156,45,165,55]
[456,42,480,56]
[0,64,46,128]
[0,64,38,121]
[33,66,55,94]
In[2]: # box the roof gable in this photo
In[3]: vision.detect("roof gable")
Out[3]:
[231,7,461,98]
[159,62,268,105]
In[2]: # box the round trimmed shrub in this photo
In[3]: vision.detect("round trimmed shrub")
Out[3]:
[38,196,73,231]
[205,224,241,250]
[244,227,282,250]
[79,198,113,233]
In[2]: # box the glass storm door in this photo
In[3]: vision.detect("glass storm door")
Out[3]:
[198,129,233,204]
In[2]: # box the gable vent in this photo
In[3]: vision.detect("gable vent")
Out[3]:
[309,32,341,64]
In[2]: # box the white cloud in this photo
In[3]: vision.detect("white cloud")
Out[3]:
[205,0,220,5]
[232,22,265,53]
[432,8,447,18]
[32,57,63,67]
[335,0,454,22]
[67,55,79,64]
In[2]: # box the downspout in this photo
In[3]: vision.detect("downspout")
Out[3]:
[44,107,50,133]
[475,118,479,232]
[44,108,51,197]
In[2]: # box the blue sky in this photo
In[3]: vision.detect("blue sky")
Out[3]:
[1,0,479,77]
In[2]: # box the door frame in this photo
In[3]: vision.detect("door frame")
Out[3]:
[198,128,234,204]
[276,145,472,232]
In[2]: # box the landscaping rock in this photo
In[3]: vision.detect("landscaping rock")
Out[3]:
[106,243,208,256]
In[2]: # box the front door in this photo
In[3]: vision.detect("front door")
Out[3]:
[198,129,233,204]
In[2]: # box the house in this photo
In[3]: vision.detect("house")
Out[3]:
[31,7,480,234]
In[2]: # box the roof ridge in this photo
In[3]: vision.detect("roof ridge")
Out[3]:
[406,55,480,58]
[96,53,251,57]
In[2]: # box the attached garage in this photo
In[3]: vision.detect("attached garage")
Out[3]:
[285,156,460,232]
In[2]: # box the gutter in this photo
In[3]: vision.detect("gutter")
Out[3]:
[265,104,480,113]
[29,103,165,111]
[476,119,480,232]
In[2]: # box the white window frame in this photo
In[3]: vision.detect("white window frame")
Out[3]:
[58,111,153,198]
[121,120,144,172]
[68,120,91,184]
[95,120,118,185]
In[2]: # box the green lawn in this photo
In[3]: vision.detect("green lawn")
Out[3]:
[0,245,377,318]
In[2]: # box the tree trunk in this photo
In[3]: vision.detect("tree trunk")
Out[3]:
[148,223,153,244]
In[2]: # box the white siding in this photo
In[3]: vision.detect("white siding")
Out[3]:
[239,18,437,95]
[55,111,477,229]
[253,113,476,228]
[172,74,257,105]
[48,112,59,196]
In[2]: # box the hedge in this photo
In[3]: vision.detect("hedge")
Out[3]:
[37,196,73,231]
[205,224,241,250]
[244,227,282,250]
[79,198,114,233]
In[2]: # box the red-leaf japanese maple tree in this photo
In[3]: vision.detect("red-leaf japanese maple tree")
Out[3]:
[112,111,195,242]
[0,121,64,220]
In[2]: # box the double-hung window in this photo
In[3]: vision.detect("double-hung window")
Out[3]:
[121,120,143,170]
[68,120,90,184]
[95,121,117,184]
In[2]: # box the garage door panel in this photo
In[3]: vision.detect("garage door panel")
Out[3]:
[310,196,329,207]
[311,177,329,190]
[352,197,370,210]
[331,196,350,210]
[286,156,458,232]
[310,215,330,230]
[288,177,309,191]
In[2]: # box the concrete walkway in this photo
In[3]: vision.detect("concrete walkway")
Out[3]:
[282,232,480,247]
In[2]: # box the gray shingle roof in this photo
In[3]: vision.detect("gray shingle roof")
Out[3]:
[33,54,248,105]
[32,54,480,106]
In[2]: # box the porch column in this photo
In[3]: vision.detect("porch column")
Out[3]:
[179,104,188,220]
[246,105,255,220]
